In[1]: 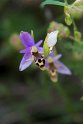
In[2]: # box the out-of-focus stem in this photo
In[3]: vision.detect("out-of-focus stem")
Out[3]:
[72,17,77,31]
[69,35,75,41]
[64,0,68,5]
[55,82,75,115]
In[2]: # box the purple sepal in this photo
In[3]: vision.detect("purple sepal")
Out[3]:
[20,31,34,47]
[55,60,71,75]
[35,40,43,47]
[19,52,33,71]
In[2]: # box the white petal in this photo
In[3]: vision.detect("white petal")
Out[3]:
[47,30,59,47]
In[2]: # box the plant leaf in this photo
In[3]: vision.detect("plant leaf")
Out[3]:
[41,0,65,7]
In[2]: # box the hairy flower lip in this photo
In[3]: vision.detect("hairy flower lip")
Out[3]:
[46,53,72,76]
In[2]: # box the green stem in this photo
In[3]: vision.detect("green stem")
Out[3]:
[69,35,75,41]
[71,16,77,31]
[71,17,81,42]
[64,0,68,5]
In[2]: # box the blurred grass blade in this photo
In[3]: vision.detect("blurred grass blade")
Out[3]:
[41,0,65,7]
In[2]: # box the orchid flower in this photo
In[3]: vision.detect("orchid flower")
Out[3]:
[34,30,59,70]
[45,53,71,82]
[19,31,43,71]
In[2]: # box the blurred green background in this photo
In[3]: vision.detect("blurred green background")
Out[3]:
[0,0,83,124]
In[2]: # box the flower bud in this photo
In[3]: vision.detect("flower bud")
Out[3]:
[9,33,24,50]
[67,0,83,19]
[65,14,72,26]
[74,30,81,42]
[64,6,72,25]
[47,21,70,39]
[80,96,83,101]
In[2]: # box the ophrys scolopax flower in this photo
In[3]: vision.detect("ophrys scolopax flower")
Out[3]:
[19,31,43,71]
